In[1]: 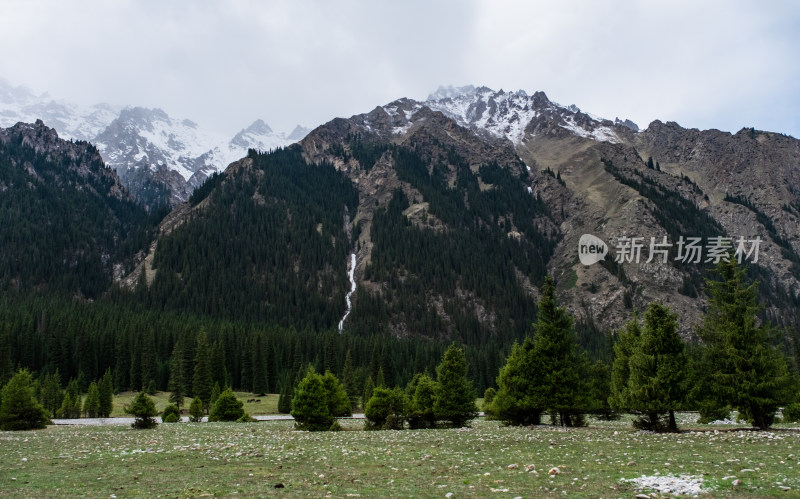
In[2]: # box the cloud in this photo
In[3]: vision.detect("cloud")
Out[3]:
[0,0,798,137]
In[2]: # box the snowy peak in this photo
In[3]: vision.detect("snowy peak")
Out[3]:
[0,78,121,142]
[401,85,637,146]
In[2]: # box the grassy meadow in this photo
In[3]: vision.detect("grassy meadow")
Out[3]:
[2,414,799,497]
[107,391,280,418]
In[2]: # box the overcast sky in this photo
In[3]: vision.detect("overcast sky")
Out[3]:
[1,0,798,138]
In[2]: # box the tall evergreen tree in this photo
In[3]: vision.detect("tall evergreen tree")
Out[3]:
[251,333,268,395]
[433,343,477,427]
[192,332,213,412]
[530,276,589,426]
[626,303,687,432]
[491,338,543,425]
[322,370,352,417]
[341,350,359,409]
[168,341,186,409]
[698,258,795,430]
[98,368,114,418]
[609,314,642,412]
[39,370,63,417]
[291,368,332,431]
[83,381,101,418]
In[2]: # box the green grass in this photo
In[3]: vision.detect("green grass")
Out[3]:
[106,391,280,417]
[2,415,799,497]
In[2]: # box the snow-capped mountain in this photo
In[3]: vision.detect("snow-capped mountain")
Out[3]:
[0,78,308,206]
[0,78,121,141]
[378,85,638,146]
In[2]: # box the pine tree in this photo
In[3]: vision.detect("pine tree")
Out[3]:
[124,391,158,429]
[192,332,213,412]
[407,373,437,429]
[491,338,543,425]
[341,350,359,409]
[362,376,375,409]
[626,303,687,432]
[211,341,227,389]
[322,370,352,417]
[168,341,186,409]
[530,276,589,426]
[364,386,407,430]
[98,368,114,418]
[209,387,245,422]
[83,381,101,418]
[609,315,642,412]
[375,366,386,388]
[433,343,477,427]
[291,368,332,431]
[210,382,221,408]
[0,369,51,431]
[698,258,795,430]
[39,370,63,417]
[188,396,204,422]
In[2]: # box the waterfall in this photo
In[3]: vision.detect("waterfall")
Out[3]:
[338,252,356,333]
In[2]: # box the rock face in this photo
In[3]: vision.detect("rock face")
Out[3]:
[294,86,800,337]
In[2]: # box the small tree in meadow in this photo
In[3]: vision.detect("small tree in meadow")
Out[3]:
[125,392,158,429]
[209,388,246,422]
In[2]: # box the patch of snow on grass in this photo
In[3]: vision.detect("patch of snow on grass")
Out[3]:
[622,474,705,496]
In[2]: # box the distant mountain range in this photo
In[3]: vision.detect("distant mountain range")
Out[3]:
[0,78,309,207]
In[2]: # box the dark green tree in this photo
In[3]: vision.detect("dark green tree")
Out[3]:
[291,368,332,431]
[365,386,408,430]
[124,391,158,429]
[192,332,213,412]
[433,343,477,427]
[210,382,221,409]
[626,303,687,432]
[321,370,352,417]
[407,373,437,429]
[98,369,114,418]
[0,369,51,431]
[362,376,375,409]
[698,258,795,430]
[341,350,359,409]
[39,370,63,417]
[162,403,180,423]
[168,340,186,409]
[490,338,543,425]
[209,387,246,422]
[251,334,268,395]
[529,277,589,426]
[188,396,204,422]
[83,381,101,418]
[609,314,642,412]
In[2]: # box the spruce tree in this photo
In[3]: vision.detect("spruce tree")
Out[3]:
[209,388,246,422]
[321,370,352,417]
[609,315,642,412]
[251,334,268,395]
[433,343,477,427]
[210,382,221,408]
[168,342,186,409]
[626,303,687,432]
[39,370,63,417]
[491,338,543,425]
[341,350,359,410]
[192,332,213,412]
[0,369,51,431]
[407,373,437,429]
[362,376,375,409]
[98,369,114,418]
[291,368,332,431]
[188,396,204,422]
[699,258,795,430]
[124,391,158,429]
[83,381,101,418]
[530,276,589,426]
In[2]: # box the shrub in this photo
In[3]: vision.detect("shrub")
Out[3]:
[124,392,158,429]
[162,404,181,423]
[365,387,407,430]
[209,388,245,422]
[0,369,51,431]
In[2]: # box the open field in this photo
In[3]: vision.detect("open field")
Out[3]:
[107,392,281,417]
[2,415,799,498]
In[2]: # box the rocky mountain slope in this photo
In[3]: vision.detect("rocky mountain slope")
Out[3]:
[0,78,309,207]
[0,120,155,299]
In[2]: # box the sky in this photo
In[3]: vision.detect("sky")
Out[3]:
[0,0,799,138]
